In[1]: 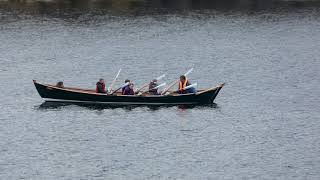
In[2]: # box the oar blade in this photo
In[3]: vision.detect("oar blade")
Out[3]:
[156,74,166,81]
[184,83,197,90]
[153,82,166,89]
[122,82,129,88]
[184,68,193,76]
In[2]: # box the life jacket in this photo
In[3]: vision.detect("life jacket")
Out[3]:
[96,82,106,93]
[179,79,188,92]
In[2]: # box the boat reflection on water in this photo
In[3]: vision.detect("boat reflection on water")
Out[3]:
[36,101,218,111]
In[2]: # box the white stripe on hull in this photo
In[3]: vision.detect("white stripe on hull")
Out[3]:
[43,98,197,105]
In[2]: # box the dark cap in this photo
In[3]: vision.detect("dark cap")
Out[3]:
[180,75,186,80]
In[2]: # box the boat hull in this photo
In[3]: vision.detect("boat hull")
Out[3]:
[33,81,224,105]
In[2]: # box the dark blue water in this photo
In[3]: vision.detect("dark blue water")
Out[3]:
[0,1,320,179]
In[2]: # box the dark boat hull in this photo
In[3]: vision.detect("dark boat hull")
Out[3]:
[33,81,224,105]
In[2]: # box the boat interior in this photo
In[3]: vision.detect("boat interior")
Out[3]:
[44,83,210,96]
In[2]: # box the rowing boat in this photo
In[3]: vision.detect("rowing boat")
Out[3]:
[33,80,224,105]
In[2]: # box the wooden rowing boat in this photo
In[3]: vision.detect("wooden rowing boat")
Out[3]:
[33,80,224,105]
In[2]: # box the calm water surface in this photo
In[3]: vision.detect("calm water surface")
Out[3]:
[0,1,320,179]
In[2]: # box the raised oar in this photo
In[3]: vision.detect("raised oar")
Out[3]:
[108,68,121,93]
[110,82,129,95]
[136,74,166,93]
[161,68,193,95]
[138,82,167,95]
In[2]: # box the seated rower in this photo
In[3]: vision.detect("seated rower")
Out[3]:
[96,78,106,93]
[56,81,64,88]
[123,82,135,95]
[122,79,131,95]
[148,79,159,95]
[178,75,196,94]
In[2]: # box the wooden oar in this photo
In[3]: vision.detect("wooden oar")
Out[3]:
[108,68,121,93]
[110,82,129,95]
[161,68,193,95]
[138,82,166,95]
[135,74,166,93]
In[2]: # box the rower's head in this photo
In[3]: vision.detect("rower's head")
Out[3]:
[99,78,105,84]
[125,79,130,83]
[129,82,134,89]
[180,75,186,83]
[56,81,64,88]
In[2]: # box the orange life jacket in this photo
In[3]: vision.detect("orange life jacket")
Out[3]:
[179,79,188,92]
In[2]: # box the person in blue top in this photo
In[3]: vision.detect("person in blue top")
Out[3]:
[123,82,135,95]
[122,79,131,95]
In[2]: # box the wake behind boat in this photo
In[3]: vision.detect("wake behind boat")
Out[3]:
[33,80,224,105]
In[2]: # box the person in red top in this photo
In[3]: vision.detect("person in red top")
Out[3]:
[96,78,106,93]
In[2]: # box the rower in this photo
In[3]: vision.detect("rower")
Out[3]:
[122,79,130,95]
[123,82,135,95]
[178,75,196,94]
[96,78,106,93]
[56,81,64,88]
[148,79,159,95]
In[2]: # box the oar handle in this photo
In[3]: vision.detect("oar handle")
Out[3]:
[110,82,129,95]
[135,83,149,93]
[161,80,179,95]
